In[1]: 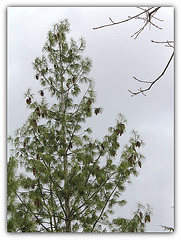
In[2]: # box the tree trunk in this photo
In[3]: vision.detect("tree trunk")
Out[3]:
[59,42,71,232]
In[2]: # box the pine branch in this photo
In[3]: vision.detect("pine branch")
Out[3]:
[15,192,50,232]
[75,170,117,216]
[91,176,122,232]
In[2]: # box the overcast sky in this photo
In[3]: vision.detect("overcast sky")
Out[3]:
[8,7,174,232]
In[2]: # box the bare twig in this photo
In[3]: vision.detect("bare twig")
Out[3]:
[128,52,174,96]
[109,17,115,24]
[131,21,149,39]
[151,40,174,44]
[166,42,174,48]
[150,21,163,30]
[151,40,174,48]
[133,76,153,84]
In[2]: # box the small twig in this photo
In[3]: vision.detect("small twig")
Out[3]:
[150,21,163,30]
[133,76,153,84]
[151,40,174,48]
[151,40,174,44]
[166,42,174,48]
[131,21,149,39]
[109,17,115,24]
[137,6,145,11]
[151,15,164,22]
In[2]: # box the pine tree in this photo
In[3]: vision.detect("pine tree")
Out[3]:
[7,19,151,232]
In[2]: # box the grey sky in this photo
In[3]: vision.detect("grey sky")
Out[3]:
[8,7,174,232]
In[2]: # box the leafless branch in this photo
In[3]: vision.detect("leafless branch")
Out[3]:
[128,52,174,96]
[93,7,155,30]
[93,7,162,39]
[93,7,173,97]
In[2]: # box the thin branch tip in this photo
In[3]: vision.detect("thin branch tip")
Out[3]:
[109,17,115,24]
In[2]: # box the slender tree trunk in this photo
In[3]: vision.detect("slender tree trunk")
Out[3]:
[62,84,71,232]
[64,153,71,232]
[59,41,71,232]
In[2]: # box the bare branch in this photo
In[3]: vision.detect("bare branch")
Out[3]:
[93,7,162,39]
[128,52,174,96]
[93,7,173,97]
[149,7,161,16]
[93,7,155,30]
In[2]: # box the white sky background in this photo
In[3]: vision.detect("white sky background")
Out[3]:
[7,7,174,232]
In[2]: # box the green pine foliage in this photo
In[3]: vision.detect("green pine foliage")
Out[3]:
[160,225,174,232]
[7,19,151,232]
